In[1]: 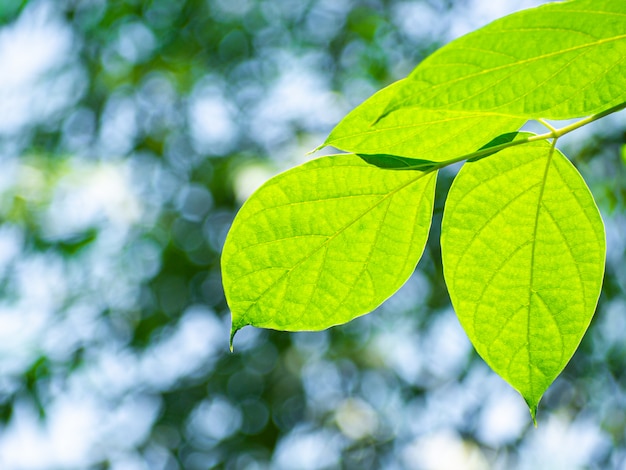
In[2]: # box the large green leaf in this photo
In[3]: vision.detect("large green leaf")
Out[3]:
[324,79,525,160]
[385,0,626,120]
[441,138,605,422]
[325,0,626,160]
[222,154,436,347]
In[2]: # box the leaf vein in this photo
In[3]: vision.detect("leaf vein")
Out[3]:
[450,164,542,282]
[394,33,626,113]
[238,171,433,320]
[333,197,394,313]
[471,239,532,345]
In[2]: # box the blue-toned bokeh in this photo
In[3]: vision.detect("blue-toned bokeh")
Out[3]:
[0,0,625,468]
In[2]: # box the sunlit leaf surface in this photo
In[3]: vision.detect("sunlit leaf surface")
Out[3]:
[391,0,626,119]
[326,0,626,160]
[324,79,525,160]
[441,139,605,421]
[222,154,436,344]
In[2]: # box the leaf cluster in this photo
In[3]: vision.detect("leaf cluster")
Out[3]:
[222,0,626,422]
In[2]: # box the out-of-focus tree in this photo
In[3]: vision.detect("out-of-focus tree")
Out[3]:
[0,1,624,469]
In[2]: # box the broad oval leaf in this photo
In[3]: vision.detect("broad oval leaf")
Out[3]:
[325,0,625,161]
[324,79,525,161]
[385,0,626,120]
[222,154,437,347]
[441,139,605,422]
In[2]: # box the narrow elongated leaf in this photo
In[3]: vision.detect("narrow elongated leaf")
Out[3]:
[441,138,605,421]
[222,154,437,346]
[324,0,625,161]
[357,154,438,171]
[385,0,626,120]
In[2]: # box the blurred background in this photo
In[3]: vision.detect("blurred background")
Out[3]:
[0,0,625,468]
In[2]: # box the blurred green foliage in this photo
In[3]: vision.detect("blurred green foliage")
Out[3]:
[0,0,624,469]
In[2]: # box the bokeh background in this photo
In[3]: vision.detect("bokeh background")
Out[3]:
[0,0,625,468]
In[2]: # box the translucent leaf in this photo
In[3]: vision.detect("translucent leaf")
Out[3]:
[325,0,625,160]
[355,132,523,170]
[324,79,525,160]
[385,0,626,120]
[222,154,436,347]
[441,138,605,422]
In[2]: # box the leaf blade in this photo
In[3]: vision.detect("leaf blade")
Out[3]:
[325,79,525,160]
[222,154,437,343]
[386,0,626,119]
[324,0,625,162]
[441,138,605,419]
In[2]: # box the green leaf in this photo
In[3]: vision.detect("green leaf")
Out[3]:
[324,79,525,160]
[357,154,438,171]
[384,0,626,120]
[441,138,605,422]
[324,0,625,161]
[355,132,521,170]
[222,154,437,347]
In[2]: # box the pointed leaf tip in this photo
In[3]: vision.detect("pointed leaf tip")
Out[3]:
[229,325,239,353]
[528,401,538,427]
[305,143,325,156]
